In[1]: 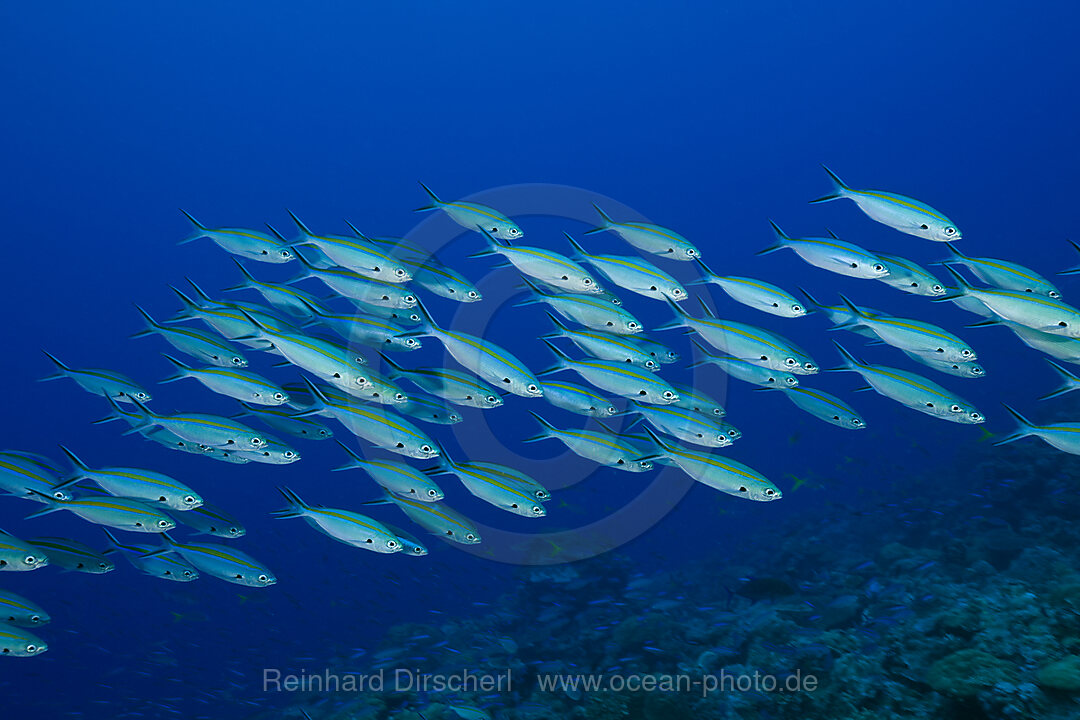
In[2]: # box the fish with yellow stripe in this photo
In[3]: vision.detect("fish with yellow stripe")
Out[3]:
[516,277,644,335]
[424,442,548,516]
[585,204,700,261]
[762,221,890,280]
[160,354,290,406]
[39,351,152,403]
[0,589,49,627]
[333,441,444,501]
[409,299,543,398]
[832,342,984,424]
[26,491,176,533]
[271,487,403,553]
[809,166,961,242]
[688,258,807,317]
[27,536,115,573]
[363,491,481,545]
[284,212,412,283]
[940,265,1080,336]
[832,295,977,363]
[539,341,679,404]
[179,210,294,263]
[414,181,522,240]
[565,233,687,302]
[101,529,200,582]
[131,305,248,368]
[0,623,48,656]
[779,386,866,430]
[996,404,1080,454]
[0,452,74,503]
[55,445,203,511]
[143,534,275,587]
[472,229,602,295]
[0,529,49,572]
[523,412,653,472]
[938,244,1060,298]
[116,398,268,451]
[639,427,781,502]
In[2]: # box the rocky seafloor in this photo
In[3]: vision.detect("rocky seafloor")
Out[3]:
[263,428,1080,720]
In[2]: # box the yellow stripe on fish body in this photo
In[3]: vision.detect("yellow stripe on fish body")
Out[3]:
[175,543,261,570]
[852,190,949,223]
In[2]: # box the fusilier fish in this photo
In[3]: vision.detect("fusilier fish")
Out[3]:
[940,266,1080,337]
[26,493,176,533]
[524,413,653,472]
[781,386,866,430]
[689,258,806,317]
[272,487,403,553]
[56,445,203,511]
[283,213,411,283]
[540,381,618,418]
[874,253,947,297]
[833,296,977,362]
[640,428,782,502]
[809,166,961,242]
[997,405,1080,455]
[624,403,737,448]
[333,442,444,501]
[160,355,289,406]
[472,229,602,294]
[132,305,248,368]
[541,313,660,370]
[516,279,644,335]
[0,623,48,656]
[380,354,503,409]
[939,244,1060,298]
[365,491,481,545]
[101,529,200,582]
[760,222,889,280]
[27,536,114,573]
[0,529,49,572]
[566,233,687,301]
[688,341,799,388]
[168,502,246,538]
[145,536,275,587]
[39,351,152,403]
[415,181,522,240]
[832,343,984,424]
[0,589,50,627]
[425,445,547,516]
[179,210,294,263]
[585,204,700,260]
[540,341,680,404]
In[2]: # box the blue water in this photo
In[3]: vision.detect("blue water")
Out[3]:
[4,3,1080,719]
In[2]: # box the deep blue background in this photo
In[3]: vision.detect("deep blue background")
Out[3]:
[3,2,1079,716]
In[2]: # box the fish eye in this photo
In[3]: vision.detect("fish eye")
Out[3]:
[786,377,797,386]
[672,288,683,296]
[765,488,775,495]
[232,358,244,366]
[728,429,738,437]
[873,264,886,272]
[184,495,197,504]
[274,393,285,400]
[395,269,406,277]
[280,250,293,258]
[388,539,399,548]
[784,358,797,366]
[23,555,37,565]
[26,644,37,653]
[137,392,149,399]
[583,278,593,286]
[792,305,802,313]
[427,489,438,496]
[467,291,479,299]
[405,295,416,304]
[527,384,539,393]
[1051,291,1061,298]
[420,444,433,453]
[486,395,498,403]
[532,506,543,515]
[356,376,367,385]
[251,437,265,446]
[662,391,675,399]
[606,406,617,415]
[229,527,239,535]
[30,615,41,624]
[628,322,639,330]
[466,533,477,541]
[944,227,955,235]
[932,285,944,293]
[395,393,406,401]
[510,228,519,235]
[950,404,962,412]
[687,248,698,257]
[973,367,984,375]
[53,490,66,499]
[961,349,972,357]
[284,451,296,459]
[157,519,171,528]
[971,412,982,421]
[258,574,269,583]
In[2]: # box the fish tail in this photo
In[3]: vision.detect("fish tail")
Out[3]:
[286,209,315,237]
[584,203,615,234]
[271,486,309,518]
[159,354,193,384]
[468,227,506,258]
[178,209,207,244]
[101,528,127,553]
[686,257,719,286]
[414,181,443,212]
[343,219,374,243]
[377,351,407,380]
[57,444,90,475]
[223,258,257,292]
[186,277,215,304]
[696,296,717,318]
[758,220,791,255]
[808,165,850,204]
[995,404,1036,445]
[527,411,559,437]
[939,264,972,294]
[130,304,162,338]
[563,232,589,262]
[640,425,674,454]
[828,341,862,372]
[1039,359,1080,401]
[686,338,718,369]
[330,440,365,471]
[39,350,70,381]
[537,339,570,376]
[169,285,202,318]
[512,276,547,307]
[1058,239,1080,275]
[412,296,441,335]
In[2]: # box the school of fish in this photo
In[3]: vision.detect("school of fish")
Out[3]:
[4,167,1078,657]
